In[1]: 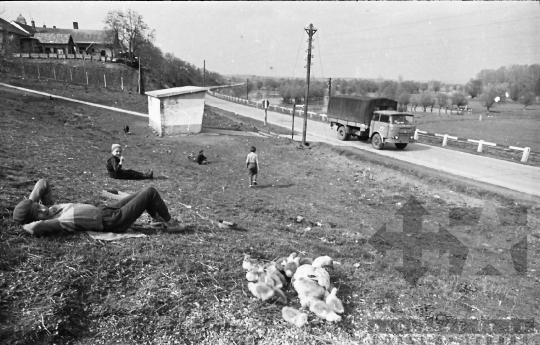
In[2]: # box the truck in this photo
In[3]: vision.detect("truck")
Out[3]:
[327,96,416,150]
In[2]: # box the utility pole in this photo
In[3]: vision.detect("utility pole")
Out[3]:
[203,60,205,87]
[302,23,317,146]
[327,78,332,98]
[291,102,296,140]
[246,78,249,100]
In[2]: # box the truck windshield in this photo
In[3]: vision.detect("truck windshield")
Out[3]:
[391,115,414,125]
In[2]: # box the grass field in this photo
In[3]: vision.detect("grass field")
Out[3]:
[1,76,539,344]
[411,99,540,153]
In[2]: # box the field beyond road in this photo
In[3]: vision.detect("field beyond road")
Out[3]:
[0,77,539,344]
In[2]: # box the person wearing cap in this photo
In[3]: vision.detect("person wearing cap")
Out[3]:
[13,179,185,236]
[106,144,153,180]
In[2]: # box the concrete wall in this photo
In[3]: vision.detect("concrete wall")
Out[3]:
[148,96,162,135]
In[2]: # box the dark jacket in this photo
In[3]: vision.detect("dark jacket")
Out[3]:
[196,153,207,164]
[106,155,122,178]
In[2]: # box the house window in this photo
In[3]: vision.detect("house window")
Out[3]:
[57,48,64,55]
[45,47,51,54]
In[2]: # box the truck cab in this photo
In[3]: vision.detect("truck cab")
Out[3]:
[370,111,415,150]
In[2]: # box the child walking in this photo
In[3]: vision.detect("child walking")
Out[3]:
[246,146,260,188]
[106,144,153,180]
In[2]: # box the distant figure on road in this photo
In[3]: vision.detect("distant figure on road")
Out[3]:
[106,144,153,179]
[246,146,260,188]
[12,179,184,236]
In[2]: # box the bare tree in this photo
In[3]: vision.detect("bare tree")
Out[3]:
[397,91,411,112]
[104,9,155,62]
[435,93,448,115]
[419,92,433,112]
[519,92,535,109]
[465,79,483,98]
[480,85,501,112]
[429,80,442,93]
[451,92,468,110]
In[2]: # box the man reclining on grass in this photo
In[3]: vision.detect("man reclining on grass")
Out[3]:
[13,179,185,236]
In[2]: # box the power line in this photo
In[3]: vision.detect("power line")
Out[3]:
[291,31,305,79]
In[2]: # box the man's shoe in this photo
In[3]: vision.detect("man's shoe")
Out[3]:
[164,219,185,232]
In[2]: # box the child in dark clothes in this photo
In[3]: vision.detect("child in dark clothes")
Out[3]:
[196,150,207,165]
[106,144,153,180]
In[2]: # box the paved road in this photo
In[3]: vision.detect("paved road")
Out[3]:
[206,94,540,199]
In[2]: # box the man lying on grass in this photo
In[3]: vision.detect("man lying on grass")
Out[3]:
[12,179,185,236]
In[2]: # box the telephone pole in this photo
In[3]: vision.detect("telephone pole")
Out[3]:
[302,24,317,146]
[246,78,249,100]
[327,78,332,97]
[203,60,205,87]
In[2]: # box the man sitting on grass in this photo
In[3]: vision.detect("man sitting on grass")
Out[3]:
[12,179,185,236]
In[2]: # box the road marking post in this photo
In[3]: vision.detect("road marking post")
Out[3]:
[522,147,531,162]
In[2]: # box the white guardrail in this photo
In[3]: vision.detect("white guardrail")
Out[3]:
[414,130,532,162]
[207,91,328,122]
[208,91,533,163]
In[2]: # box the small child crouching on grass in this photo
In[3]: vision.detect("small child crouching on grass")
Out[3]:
[106,144,153,180]
[188,150,208,165]
[246,146,260,188]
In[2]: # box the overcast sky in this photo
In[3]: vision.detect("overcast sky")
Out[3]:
[3,1,539,84]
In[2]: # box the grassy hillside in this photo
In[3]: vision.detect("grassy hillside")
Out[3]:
[0,76,539,344]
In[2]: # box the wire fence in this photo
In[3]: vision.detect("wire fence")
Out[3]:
[1,59,140,92]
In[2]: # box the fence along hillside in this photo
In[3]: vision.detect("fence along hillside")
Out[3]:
[1,59,140,92]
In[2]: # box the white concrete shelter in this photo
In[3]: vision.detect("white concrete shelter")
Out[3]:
[146,86,208,136]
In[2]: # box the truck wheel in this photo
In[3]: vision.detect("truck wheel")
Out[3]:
[371,134,384,150]
[395,143,408,149]
[337,126,350,141]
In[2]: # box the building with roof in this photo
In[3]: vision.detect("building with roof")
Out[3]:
[0,17,30,54]
[7,14,119,56]
[33,32,75,55]
[146,87,209,136]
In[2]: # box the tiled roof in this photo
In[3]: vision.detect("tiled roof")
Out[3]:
[34,32,72,44]
[34,27,116,45]
[10,21,37,34]
[0,18,31,36]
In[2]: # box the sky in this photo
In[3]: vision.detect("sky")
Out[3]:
[2,1,539,84]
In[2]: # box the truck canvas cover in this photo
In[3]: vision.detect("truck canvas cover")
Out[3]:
[327,96,398,124]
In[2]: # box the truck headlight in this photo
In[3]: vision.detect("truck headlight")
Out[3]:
[410,136,414,140]
[393,135,399,139]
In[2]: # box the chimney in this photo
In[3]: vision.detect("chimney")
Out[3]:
[31,20,35,29]
[73,22,78,30]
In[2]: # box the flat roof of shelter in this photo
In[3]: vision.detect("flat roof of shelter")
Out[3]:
[145,86,208,99]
